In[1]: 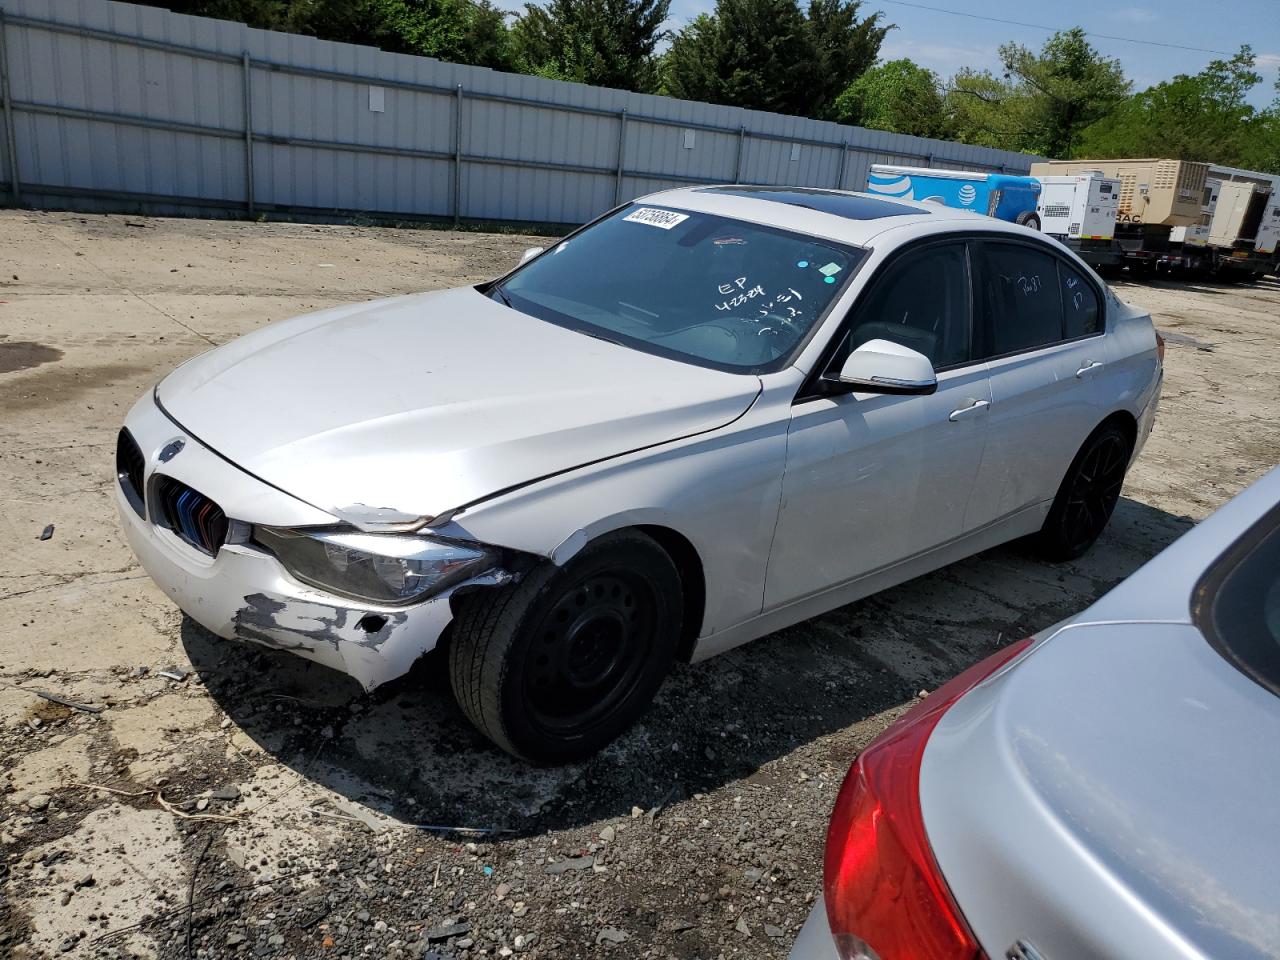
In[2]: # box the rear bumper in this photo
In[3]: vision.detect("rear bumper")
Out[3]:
[788,895,839,960]
[1132,366,1162,463]
[116,393,455,691]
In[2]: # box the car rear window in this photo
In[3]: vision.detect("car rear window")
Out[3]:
[1194,503,1280,697]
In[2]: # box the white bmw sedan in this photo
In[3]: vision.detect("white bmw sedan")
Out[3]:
[115,186,1162,763]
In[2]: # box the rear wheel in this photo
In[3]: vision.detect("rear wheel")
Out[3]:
[448,530,681,764]
[1034,422,1132,561]
[1015,211,1041,231]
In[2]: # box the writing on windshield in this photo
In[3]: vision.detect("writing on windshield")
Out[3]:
[498,206,865,373]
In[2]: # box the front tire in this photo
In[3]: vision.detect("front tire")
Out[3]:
[448,530,682,764]
[1034,422,1132,561]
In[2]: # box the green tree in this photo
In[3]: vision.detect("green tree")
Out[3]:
[833,58,949,138]
[944,68,1029,150]
[133,0,289,28]
[805,0,892,119]
[1076,47,1266,166]
[936,28,1129,156]
[661,0,886,118]
[511,0,671,91]
[996,28,1130,156]
[136,0,514,70]
[661,0,817,114]
[287,0,514,69]
[1241,80,1280,175]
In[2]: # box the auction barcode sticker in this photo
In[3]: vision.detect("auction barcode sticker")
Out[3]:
[623,207,690,230]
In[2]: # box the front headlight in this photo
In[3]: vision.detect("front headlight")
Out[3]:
[254,526,497,605]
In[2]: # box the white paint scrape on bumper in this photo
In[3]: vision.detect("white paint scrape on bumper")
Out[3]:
[116,394,454,691]
[117,482,453,690]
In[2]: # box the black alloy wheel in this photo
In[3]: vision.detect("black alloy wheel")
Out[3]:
[1036,422,1132,561]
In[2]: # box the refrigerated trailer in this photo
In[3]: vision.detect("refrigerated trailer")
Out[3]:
[866,165,1042,227]
[1034,174,1122,268]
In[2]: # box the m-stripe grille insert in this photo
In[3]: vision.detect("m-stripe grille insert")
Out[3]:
[155,476,228,556]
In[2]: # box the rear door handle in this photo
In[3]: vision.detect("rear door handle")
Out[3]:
[948,399,990,422]
[1075,360,1104,378]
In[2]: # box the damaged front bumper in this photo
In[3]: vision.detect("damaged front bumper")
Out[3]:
[115,394,467,691]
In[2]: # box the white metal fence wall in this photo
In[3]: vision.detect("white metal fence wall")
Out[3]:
[0,0,1040,226]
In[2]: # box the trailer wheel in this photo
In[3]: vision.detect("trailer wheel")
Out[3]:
[1015,211,1041,231]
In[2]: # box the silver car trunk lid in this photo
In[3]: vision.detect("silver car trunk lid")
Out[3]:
[920,621,1280,960]
[157,287,760,522]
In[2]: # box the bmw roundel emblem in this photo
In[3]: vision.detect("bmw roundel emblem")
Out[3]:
[158,439,186,463]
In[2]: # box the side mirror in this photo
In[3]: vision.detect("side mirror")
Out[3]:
[519,246,545,265]
[826,338,937,396]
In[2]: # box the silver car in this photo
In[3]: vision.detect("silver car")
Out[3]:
[792,465,1280,960]
[114,186,1162,762]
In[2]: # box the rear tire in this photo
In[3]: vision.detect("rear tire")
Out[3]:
[448,530,682,764]
[1016,211,1041,231]
[1034,422,1132,561]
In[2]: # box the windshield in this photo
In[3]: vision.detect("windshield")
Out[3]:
[495,204,866,373]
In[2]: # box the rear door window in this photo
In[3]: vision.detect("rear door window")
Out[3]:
[977,242,1063,357]
[977,242,1105,356]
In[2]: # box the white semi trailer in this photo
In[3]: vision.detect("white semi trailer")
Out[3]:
[1207,165,1280,281]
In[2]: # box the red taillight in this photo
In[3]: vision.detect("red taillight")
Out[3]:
[823,639,1033,960]
[1155,330,1165,365]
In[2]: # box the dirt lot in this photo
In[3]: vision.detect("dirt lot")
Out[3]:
[1,208,1277,960]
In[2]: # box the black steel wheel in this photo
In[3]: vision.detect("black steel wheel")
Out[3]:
[522,570,656,736]
[1035,422,1132,561]
[449,530,682,764]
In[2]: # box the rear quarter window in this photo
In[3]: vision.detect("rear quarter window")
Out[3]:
[1194,504,1280,697]
[1060,260,1101,339]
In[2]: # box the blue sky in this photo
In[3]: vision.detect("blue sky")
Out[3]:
[494,0,1280,108]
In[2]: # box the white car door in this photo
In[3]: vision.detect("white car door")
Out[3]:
[963,240,1109,529]
[764,241,992,608]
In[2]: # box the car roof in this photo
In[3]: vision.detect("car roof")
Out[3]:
[637,183,1000,248]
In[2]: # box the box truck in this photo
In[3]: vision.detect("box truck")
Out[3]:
[1033,174,1122,268]
[867,165,1042,227]
[1029,159,1209,275]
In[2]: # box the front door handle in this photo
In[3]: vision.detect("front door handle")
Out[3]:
[1075,360,1104,378]
[948,398,990,422]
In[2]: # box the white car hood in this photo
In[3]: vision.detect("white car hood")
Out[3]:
[157,287,760,523]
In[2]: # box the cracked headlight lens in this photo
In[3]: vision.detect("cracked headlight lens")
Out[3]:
[254,526,496,605]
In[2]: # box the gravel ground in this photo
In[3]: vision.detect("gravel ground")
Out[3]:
[1,209,1278,960]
